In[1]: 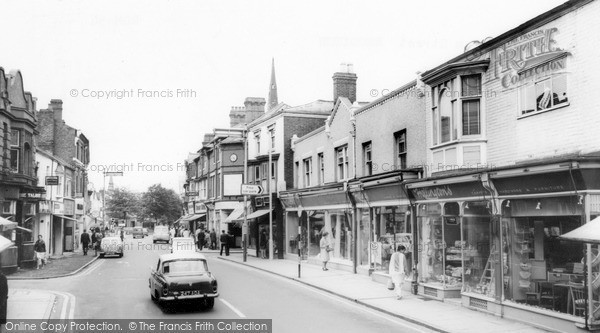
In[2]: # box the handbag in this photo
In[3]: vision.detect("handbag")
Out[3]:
[326,245,333,252]
[387,279,395,290]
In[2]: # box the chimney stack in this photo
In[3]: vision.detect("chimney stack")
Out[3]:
[333,63,357,103]
[49,99,63,122]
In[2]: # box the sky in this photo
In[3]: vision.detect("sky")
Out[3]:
[2,0,567,193]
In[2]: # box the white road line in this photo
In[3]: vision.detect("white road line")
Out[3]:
[217,260,431,333]
[65,291,76,319]
[219,298,246,318]
[76,259,104,277]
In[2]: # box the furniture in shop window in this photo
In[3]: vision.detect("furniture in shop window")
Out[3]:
[538,282,561,310]
[525,292,540,306]
[569,285,586,317]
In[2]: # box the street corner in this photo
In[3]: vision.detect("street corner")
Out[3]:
[6,253,98,280]
[7,289,57,320]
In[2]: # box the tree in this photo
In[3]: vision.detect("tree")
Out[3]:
[141,184,183,224]
[106,187,142,221]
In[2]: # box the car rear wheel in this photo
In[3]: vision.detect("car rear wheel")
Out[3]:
[119,253,123,258]
[205,298,214,309]
[99,253,105,258]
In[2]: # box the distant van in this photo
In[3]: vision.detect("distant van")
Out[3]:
[153,226,170,244]
[132,226,144,239]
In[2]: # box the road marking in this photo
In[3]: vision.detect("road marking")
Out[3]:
[50,290,75,319]
[217,260,431,333]
[77,259,104,277]
[219,298,246,318]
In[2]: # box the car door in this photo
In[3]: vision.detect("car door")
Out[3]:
[150,259,162,294]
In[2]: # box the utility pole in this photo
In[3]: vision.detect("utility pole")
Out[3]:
[243,127,248,262]
[268,148,273,261]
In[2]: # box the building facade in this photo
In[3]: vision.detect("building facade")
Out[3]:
[405,0,600,331]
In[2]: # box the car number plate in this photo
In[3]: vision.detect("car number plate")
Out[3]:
[180,290,201,296]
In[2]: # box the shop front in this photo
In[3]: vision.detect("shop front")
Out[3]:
[406,174,494,300]
[485,162,600,331]
[349,170,418,282]
[281,184,354,270]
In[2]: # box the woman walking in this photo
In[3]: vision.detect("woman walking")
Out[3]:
[319,231,332,271]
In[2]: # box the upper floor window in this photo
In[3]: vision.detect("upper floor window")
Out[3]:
[363,142,372,176]
[271,161,276,179]
[269,127,276,149]
[461,75,481,136]
[317,153,324,186]
[303,158,312,187]
[520,73,568,116]
[9,149,18,172]
[295,161,300,188]
[394,131,407,169]
[254,131,261,155]
[254,165,260,183]
[336,145,348,181]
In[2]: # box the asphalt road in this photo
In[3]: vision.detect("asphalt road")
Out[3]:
[9,235,433,333]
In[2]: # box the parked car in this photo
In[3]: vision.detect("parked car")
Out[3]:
[99,236,124,258]
[170,237,196,253]
[143,228,149,236]
[153,225,170,243]
[123,227,133,235]
[149,252,218,308]
[133,226,144,239]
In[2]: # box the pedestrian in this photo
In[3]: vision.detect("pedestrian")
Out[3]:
[91,231,97,253]
[210,229,217,250]
[120,228,124,242]
[80,229,91,255]
[196,228,205,251]
[94,228,103,256]
[204,230,210,248]
[34,235,47,269]
[0,271,7,328]
[389,245,409,300]
[259,230,268,259]
[219,230,229,256]
[319,231,332,271]
[183,227,190,238]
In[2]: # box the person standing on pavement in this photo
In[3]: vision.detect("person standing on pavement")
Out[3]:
[259,230,268,259]
[34,235,47,269]
[210,229,217,250]
[0,271,7,327]
[219,230,229,256]
[80,229,91,255]
[319,231,332,271]
[94,228,103,256]
[389,245,409,300]
[196,228,205,251]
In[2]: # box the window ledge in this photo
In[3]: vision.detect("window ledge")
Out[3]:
[430,139,487,150]
[517,102,569,119]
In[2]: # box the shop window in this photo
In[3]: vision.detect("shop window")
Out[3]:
[308,211,325,257]
[373,206,410,272]
[505,216,584,316]
[330,211,352,261]
[519,73,568,116]
[359,208,371,267]
[461,201,493,296]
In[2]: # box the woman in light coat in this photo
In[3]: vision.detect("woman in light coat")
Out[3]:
[389,245,408,299]
[319,231,332,271]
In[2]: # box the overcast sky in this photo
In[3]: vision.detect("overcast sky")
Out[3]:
[3,0,566,193]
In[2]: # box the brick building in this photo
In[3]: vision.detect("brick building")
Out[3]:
[0,68,46,271]
[36,99,90,256]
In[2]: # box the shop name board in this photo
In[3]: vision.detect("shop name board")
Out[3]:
[45,176,60,185]
[489,27,565,88]
[410,182,487,200]
[19,192,45,199]
[194,202,207,213]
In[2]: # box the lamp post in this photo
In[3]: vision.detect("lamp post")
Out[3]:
[243,127,248,262]
[268,148,273,261]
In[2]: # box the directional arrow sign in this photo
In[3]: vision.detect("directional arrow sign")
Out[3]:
[241,184,264,196]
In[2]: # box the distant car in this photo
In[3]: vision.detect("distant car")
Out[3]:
[99,236,124,258]
[143,228,149,236]
[153,225,170,244]
[124,227,133,235]
[133,226,144,238]
[149,252,218,308]
[170,237,196,253]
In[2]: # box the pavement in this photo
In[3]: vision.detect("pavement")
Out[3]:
[218,253,552,333]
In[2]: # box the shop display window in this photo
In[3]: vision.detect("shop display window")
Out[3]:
[308,210,325,256]
[505,215,584,316]
[373,206,410,272]
[330,210,352,260]
[359,208,370,267]
[461,201,492,296]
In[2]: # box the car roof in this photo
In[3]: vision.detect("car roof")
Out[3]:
[159,252,207,261]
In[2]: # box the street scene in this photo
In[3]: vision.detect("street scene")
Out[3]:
[1,0,600,332]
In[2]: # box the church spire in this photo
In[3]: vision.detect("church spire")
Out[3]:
[267,58,278,111]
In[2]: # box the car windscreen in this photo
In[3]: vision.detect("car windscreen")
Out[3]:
[162,259,207,275]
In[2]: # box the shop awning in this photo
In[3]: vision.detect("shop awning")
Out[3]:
[54,215,78,221]
[0,217,17,231]
[182,214,206,222]
[561,216,600,244]
[0,235,14,253]
[246,209,271,220]
[223,205,247,223]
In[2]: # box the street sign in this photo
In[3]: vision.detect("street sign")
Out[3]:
[241,184,264,195]
[105,171,124,176]
[45,176,59,185]
[186,191,199,196]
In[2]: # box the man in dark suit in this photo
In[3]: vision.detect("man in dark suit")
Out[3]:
[219,230,229,256]
[80,229,91,255]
